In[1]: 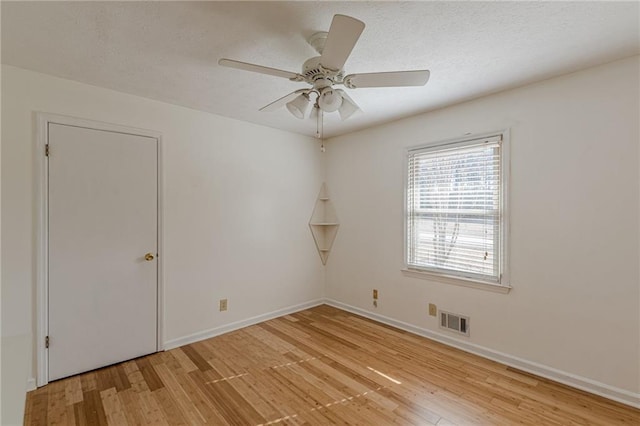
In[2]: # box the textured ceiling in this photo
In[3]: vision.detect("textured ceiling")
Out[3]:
[2,1,639,138]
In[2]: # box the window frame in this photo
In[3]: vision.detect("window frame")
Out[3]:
[402,130,511,292]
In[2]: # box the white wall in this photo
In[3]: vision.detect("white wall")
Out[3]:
[1,65,325,423]
[325,56,640,401]
[0,54,4,424]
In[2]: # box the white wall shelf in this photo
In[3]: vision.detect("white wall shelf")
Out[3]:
[309,183,339,265]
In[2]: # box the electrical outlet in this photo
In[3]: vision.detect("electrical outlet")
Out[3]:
[428,303,437,317]
[373,289,378,299]
[219,299,228,311]
[373,300,378,308]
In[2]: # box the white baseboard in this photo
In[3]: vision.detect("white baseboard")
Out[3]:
[26,378,36,392]
[324,298,640,409]
[163,299,325,350]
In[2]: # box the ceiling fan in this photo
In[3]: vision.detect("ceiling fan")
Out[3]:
[218,14,430,122]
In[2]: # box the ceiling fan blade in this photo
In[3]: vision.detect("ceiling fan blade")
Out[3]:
[320,15,365,71]
[259,89,309,112]
[345,70,430,88]
[219,58,303,81]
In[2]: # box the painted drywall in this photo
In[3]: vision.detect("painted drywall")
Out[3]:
[1,65,325,422]
[1,335,29,425]
[0,52,4,424]
[325,56,640,396]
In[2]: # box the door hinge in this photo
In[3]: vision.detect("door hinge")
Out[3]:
[45,144,50,157]
[45,336,49,348]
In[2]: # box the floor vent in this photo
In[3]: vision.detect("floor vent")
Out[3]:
[440,311,470,336]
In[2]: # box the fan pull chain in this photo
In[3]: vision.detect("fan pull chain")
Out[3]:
[315,104,325,152]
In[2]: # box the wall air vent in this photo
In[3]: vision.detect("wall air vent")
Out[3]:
[440,311,470,336]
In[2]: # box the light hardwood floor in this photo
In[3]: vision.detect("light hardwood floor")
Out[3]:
[25,305,639,425]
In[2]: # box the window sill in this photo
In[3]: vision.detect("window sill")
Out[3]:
[401,268,511,294]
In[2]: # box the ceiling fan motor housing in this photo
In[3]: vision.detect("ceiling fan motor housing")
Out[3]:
[302,57,343,87]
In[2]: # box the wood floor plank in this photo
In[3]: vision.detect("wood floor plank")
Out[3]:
[180,344,212,372]
[188,369,266,425]
[120,360,139,377]
[117,389,149,426]
[113,364,132,392]
[151,387,190,426]
[224,372,283,421]
[136,389,169,425]
[152,363,209,425]
[24,387,49,426]
[167,347,198,373]
[25,305,640,425]
[166,363,230,424]
[238,365,311,422]
[135,356,165,391]
[82,389,108,426]
[64,377,84,406]
[79,372,97,393]
[95,367,116,392]
[45,380,68,425]
[72,401,87,426]
[99,387,129,425]
[126,368,150,395]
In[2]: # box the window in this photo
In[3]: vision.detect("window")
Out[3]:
[406,132,508,286]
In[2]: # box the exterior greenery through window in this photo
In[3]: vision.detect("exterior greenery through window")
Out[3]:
[406,133,506,284]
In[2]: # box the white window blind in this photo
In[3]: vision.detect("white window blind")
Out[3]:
[407,135,504,283]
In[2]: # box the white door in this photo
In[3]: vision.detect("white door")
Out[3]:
[48,123,158,381]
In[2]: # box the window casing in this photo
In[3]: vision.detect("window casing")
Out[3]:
[406,132,508,286]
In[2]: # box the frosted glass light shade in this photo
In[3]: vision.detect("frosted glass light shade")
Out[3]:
[318,89,342,112]
[286,94,311,119]
[339,97,359,120]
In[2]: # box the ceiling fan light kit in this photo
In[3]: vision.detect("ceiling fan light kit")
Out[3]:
[219,13,430,129]
[286,93,312,119]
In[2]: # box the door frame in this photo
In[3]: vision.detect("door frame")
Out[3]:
[35,113,164,387]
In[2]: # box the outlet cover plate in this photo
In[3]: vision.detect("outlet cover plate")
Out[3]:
[428,303,437,316]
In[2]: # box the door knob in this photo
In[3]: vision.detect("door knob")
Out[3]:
[144,253,155,261]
